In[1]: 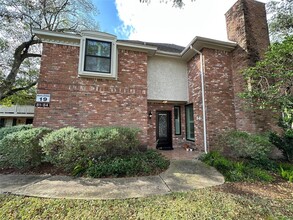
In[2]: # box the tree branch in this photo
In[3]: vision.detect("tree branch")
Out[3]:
[0,80,37,100]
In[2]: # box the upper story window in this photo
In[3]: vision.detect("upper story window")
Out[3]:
[84,39,111,73]
[79,32,117,79]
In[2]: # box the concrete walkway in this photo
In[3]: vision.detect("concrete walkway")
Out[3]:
[0,160,224,200]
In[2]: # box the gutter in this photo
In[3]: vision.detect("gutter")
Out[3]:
[189,46,208,154]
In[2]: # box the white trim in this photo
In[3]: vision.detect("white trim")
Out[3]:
[40,39,80,47]
[189,46,208,154]
[117,42,157,51]
[0,114,34,117]
[78,36,118,79]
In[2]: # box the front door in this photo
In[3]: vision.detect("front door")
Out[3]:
[156,111,173,150]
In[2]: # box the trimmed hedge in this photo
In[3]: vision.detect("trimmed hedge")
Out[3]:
[0,127,52,169]
[214,130,273,161]
[41,127,141,171]
[0,124,32,141]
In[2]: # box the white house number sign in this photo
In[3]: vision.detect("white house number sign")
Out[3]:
[35,94,51,107]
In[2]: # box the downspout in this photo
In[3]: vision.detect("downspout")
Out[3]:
[190,46,208,154]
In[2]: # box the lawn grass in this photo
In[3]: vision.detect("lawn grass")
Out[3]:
[0,187,292,219]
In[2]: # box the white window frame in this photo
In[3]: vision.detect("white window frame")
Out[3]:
[78,34,117,79]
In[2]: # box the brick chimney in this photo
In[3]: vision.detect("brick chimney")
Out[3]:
[225,0,272,133]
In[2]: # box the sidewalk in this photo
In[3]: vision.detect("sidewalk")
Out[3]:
[0,160,224,200]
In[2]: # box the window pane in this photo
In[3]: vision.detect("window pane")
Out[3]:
[85,56,111,73]
[174,106,181,135]
[158,113,168,138]
[186,105,194,141]
[86,40,111,57]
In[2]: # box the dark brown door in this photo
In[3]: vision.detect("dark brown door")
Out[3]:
[156,111,173,150]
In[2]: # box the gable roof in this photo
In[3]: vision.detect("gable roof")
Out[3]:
[33,29,237,60]
[118,40,185,53]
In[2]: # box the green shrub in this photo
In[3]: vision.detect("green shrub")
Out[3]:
[270,129,293,162]
[41,127,106,171]
[41,126,141,172]
[89,127,140,157]
[0,124,32,141]
[215,130,273,161]
[249,158,278,171]
[200,151,234,177]
[200,151,274,182]
[82,150,170,178]
[0,127,52,169]
[246,167,274,182]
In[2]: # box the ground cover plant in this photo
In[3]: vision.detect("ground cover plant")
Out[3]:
[0,186,292,219]
[78,149,170,178]
[200,151,275,182]
[200,150,293,184]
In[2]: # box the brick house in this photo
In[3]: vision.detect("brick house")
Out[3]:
[33,0,273,152]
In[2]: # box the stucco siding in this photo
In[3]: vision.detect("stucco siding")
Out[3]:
[147,56,188,101]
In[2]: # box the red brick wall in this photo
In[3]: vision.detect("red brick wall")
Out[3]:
[34,43,148,144]
[203,48,236,148]
[188,49,236,151]
[225,0,272,133]
[187,55,204,150]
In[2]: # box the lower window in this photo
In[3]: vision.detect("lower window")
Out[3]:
[185,104,194,141]
[174,106,181,135]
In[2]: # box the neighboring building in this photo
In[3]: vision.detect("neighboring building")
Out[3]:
[0,105,34,127]
[33,0,274,152]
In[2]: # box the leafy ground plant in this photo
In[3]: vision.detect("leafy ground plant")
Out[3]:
[200,151,274,182]
[74,149,170,178]
[279,163,293,182]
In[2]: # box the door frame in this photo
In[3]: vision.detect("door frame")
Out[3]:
[156,110,173,150]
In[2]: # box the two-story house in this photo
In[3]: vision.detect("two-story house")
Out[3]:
[33,0,274,152]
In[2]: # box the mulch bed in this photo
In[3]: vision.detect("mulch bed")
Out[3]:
[214,179,293,199]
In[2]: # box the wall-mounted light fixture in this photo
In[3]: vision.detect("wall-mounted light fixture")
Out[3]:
[148,111,153,119]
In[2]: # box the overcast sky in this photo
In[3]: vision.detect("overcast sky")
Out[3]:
[95,0,269,46]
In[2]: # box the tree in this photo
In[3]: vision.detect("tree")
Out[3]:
[0,0,98,103]
[267,0,293,41]
[241,35,293,129]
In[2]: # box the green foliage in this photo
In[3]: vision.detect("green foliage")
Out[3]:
[0,124,32,141]
[270,129,293,162]
[0,0,99,101]
[41,127,141,171]
[280,166,293,182]
[241,35,293,129]
[267,0,293,41]
[0,127,52,169]
[41,127,105,171]
[215,130,273,161]
[200,151,274,182]
[82,150,170,178]
[89,127,141,157]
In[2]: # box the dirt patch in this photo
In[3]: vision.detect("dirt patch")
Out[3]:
[214,180,293,199]
[0,163,69,176]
